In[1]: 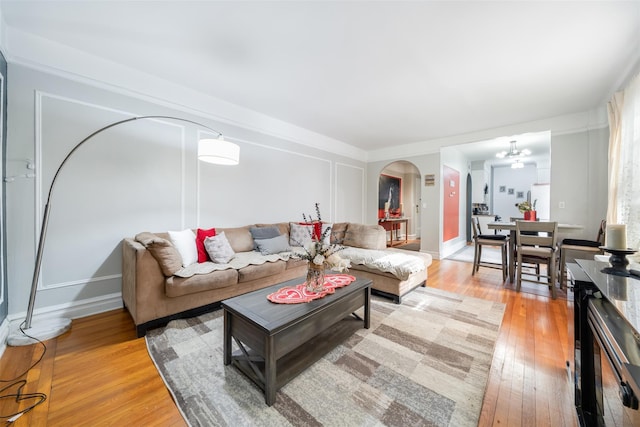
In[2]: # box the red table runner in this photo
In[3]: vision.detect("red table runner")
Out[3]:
[267,274,356,304]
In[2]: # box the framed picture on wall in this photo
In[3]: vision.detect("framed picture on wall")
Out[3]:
[508,188,514,195]
[378,174,402,212]
[516,191,524,198]
[499,185,506,193]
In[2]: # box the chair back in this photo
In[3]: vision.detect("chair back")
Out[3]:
[471,217,481,239]
[516,221,558,248]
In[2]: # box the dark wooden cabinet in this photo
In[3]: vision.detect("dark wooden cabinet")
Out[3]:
[568,260,640,426]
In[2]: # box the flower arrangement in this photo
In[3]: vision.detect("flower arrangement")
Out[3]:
[296,203,350,273]
[517,199,537,213]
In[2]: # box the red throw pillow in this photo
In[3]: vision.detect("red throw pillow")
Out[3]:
[196,228,216,262]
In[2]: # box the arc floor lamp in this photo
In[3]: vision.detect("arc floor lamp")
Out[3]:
[7,115,239,346]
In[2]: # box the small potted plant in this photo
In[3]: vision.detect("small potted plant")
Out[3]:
[517,199,537,221]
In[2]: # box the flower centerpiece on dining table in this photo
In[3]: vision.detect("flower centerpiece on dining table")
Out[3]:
[517,199,537,221]
[295,203,350,292]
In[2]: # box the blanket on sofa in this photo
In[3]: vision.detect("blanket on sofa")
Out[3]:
[175,251,294,278]
[340,247,426,280]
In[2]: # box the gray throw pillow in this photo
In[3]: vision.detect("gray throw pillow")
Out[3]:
[255,234,291,255]
[249,226,281,249]
[204,232,236,264]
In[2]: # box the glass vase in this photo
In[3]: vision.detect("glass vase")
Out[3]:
[305,262,326,293]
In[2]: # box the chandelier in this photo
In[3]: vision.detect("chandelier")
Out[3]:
[511,159,524,169]
[496,140,530,159]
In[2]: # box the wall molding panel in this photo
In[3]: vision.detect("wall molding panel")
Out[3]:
[34,92,188,291]
[335,162,365,224]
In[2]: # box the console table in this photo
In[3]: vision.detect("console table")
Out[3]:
[379,218,408,246]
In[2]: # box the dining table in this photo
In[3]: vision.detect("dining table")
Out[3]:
[487,221,583,283]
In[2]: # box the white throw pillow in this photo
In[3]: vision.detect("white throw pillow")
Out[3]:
[168,229,198,267]
[289,223,313,247]
[204,232,236,264]
[289,222,332,247]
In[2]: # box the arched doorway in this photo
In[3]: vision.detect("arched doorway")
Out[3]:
[378,161,421,248]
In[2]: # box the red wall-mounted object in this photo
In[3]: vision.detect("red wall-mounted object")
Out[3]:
[443,165,460,242]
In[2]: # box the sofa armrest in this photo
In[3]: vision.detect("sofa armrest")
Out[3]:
[122,238,165,326]
[122,238,143,321]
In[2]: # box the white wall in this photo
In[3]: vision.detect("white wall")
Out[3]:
[5,64,366,322]
[492,163,538,221]
[550,128,609,241]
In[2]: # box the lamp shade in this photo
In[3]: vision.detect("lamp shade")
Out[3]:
[198,137,240,165]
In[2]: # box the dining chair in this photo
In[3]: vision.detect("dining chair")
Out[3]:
[509,216,540,275]
[515,221,559,299]
[558,220,606,288]
[471,217,509,281]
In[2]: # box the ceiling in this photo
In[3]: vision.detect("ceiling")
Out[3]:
[1,1,639,153]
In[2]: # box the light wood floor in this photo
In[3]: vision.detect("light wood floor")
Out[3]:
[0,258,577,426]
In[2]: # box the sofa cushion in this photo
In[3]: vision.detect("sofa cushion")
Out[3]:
[165,269,238,298]
[256,222,290,237]
[204,232,236,264]
[238,260,286,282]
[255,234,291,255]
[168,229,198,267]
[217,226,255,252]
[343,223,387,250]
[341,247,426,280]
[135,232,183,276]
[330,222,348,244]
[196,228,217,263]
[249,226,281,249]
[286,257,308,270]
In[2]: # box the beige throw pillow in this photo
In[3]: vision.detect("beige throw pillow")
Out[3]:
[343,223,387,250]
[135,232,183,276]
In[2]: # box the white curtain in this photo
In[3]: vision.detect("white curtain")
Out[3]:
[607,73,640,255]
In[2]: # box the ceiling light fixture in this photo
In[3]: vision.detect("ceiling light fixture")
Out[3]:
[511,159,525,169]
[496,140,531,159]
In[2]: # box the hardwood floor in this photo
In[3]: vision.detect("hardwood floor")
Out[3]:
[0,258,577,426]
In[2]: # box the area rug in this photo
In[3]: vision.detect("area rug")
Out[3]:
[146,287,505,427]
[394,242,421,252]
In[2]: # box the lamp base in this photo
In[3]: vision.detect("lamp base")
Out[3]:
[7,318,72,346]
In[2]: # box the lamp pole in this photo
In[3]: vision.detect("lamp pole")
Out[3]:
[10,115,232,346]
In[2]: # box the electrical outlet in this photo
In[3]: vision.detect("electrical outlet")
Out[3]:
[559,201,565,209]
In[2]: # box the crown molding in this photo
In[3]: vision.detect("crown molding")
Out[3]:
[5,27,368,162]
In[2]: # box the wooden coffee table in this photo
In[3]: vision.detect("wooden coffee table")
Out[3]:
[222,275,371,406]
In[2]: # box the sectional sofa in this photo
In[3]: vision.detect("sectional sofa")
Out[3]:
[122,222,432,336]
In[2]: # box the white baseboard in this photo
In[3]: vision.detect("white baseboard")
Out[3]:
[0,318,9,359]
[6,292,124,336]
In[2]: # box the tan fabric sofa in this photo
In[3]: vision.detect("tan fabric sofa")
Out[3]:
[122,222,432,336]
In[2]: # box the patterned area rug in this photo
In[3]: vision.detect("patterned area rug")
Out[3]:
[146,287,505,427]
[394,242,421,252]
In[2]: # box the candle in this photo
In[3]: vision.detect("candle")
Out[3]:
[384,202,390,212]
[606,224,627,249]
